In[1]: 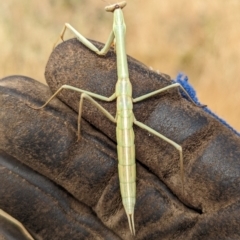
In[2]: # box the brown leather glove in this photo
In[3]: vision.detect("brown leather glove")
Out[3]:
[0,39,240,240]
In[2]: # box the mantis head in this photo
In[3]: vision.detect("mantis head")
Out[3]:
[105,1,127,12]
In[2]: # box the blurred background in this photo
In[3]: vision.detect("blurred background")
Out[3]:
[0,0,239,131]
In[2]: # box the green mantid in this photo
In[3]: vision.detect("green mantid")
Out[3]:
[30,1,198,235]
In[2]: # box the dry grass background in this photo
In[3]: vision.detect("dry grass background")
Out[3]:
[0,0,240,131]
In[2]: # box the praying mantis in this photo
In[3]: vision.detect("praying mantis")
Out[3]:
[30,1,199,235]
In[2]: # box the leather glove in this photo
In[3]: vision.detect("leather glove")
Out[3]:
[0,39,240,240]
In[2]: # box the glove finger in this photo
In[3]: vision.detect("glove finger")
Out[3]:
[0,76,200,239]
[0,76,121,239]
[45,39,240,214]
[0,149,120,239]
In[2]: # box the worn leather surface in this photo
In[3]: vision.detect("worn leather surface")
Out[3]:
[0,76,121,240]
[0,38,240,239]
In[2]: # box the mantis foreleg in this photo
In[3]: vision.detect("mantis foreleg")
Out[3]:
[54,23,115,55]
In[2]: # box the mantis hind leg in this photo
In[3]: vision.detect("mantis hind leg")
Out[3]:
[54,23,115,55]
[132,82,204,193]
[133,118,184,194]
[78,93,116,140]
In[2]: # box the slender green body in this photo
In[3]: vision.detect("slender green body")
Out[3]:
[113,7,136,233]
[31,1,199,235]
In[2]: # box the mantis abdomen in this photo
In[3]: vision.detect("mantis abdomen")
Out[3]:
[116,78,136,233]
